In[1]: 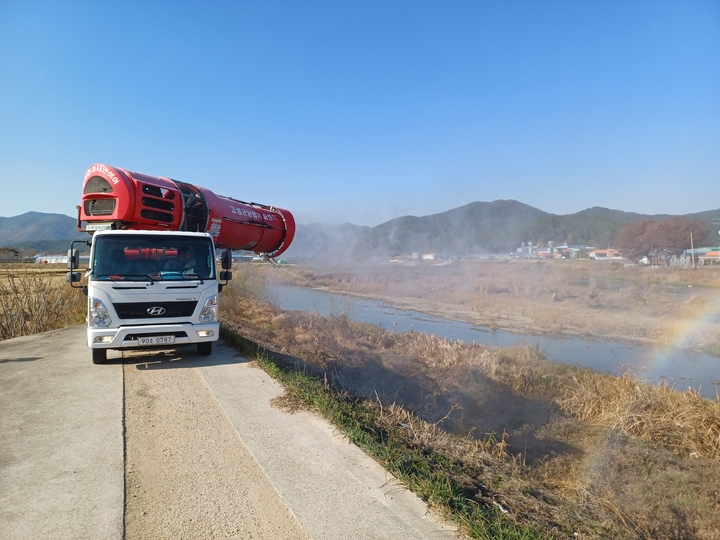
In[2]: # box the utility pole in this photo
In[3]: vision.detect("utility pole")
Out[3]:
[691,231,695,269]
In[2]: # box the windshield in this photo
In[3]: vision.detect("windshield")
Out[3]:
[91,234,216,281]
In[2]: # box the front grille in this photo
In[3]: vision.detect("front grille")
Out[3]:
[142,196,175,211]
[140,209,174,223]
[113,301,197,319]
[142,184,175,199]
[84,198,116,216]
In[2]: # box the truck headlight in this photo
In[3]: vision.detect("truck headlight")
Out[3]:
[89,297,112,328]
[198,295,218,323]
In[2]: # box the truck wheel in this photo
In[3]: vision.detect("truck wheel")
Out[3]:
[92,349,108,364]
[197,342,212,356]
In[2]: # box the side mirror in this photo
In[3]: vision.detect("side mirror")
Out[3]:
[221,250,233,270]
[67,248,80,270]
[218,269,232,293]
[67,240,90,288]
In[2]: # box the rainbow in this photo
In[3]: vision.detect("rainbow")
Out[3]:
[637,286,720,398]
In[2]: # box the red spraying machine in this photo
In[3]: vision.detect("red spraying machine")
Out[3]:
[78,164,295,258]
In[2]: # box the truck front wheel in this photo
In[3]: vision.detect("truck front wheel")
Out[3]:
[92,349,108,364]
[197,342,212,356]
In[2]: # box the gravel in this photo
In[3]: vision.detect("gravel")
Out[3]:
[123,360,309,540]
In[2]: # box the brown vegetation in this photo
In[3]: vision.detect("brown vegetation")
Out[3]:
[221,263,720,539]
[0,265,86,340]
[615,217,711,259]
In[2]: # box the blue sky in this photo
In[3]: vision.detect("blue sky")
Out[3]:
[1,1,718,226]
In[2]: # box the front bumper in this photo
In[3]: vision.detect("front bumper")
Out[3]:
[87,322,219,350]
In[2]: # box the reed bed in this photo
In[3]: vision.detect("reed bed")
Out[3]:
[555,371,720,460]
[0,268,86,340]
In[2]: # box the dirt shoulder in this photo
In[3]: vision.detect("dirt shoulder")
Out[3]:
[123,353,309,540]
[122,345,457,540]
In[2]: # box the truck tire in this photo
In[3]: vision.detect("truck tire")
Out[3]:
[92,349,108,364]
[197,342,212,356]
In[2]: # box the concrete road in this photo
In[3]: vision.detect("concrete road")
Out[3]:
[0,325,123,540]
[197,340,456,540]
[0,325,456,540]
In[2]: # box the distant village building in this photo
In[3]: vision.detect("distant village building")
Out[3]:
[34,254,90,264]
[680,247,720,266]
[516,243,595,259]
[554,247,574,259]
[516,243,538,257]
[589,249,624,261]
[700,251,720,265]
[35,254,68,264]
[646,248,675,266]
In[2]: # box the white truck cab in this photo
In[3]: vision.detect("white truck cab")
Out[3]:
[68,229,232,364]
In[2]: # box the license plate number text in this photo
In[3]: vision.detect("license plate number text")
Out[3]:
[138,335,175,345]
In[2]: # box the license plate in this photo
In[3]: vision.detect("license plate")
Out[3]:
[85,223,113,231]
[138,335,175,346]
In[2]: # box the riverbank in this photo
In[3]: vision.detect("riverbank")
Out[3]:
[269,259,720,356]
[221,270,720,539]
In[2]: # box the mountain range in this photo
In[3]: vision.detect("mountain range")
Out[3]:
[290,201,720,260]
[2,202,719,259]
[0,212,88,254]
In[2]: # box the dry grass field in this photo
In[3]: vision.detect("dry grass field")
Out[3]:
[0,264,86,340]
[220,262,720,539]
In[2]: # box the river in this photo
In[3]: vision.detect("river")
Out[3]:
[267,284,720,399]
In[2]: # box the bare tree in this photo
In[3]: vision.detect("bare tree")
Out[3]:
[0,247,20,263]
[615,217,710,259]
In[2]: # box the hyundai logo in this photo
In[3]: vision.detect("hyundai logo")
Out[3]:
[147,306,166,316]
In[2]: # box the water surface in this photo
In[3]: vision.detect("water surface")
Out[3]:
[267,284,720,399]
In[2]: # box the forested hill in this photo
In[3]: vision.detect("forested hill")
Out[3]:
[288,200,720,260]
[0,212,82,242]
[3,203,718,260]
